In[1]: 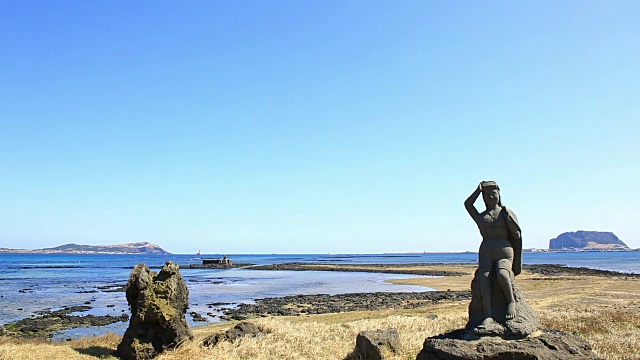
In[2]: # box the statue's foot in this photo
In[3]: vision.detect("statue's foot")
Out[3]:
[474,317,500,335]
[506,302,516,320]
[478,317,495,328]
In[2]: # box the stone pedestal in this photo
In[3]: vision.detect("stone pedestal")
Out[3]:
[416,329,602,360]
[466,268,541,337]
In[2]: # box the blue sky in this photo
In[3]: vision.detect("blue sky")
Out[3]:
[1,1,638,253]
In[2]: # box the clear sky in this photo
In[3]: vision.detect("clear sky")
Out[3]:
[1,1,638,254]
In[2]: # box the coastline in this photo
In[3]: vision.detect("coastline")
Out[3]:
[250,262,469,276]
[218,262,640,321]
[3,262,638,336]
[1,262,640,359]
[251,262,640,277]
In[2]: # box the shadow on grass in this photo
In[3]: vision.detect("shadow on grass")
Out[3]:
[343,350,365,360]
[74,346,116,358]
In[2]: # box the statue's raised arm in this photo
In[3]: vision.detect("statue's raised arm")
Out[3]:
[464,182,484,220]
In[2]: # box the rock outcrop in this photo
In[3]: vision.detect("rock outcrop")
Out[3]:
[354,328,399,360]
[416,329,602,360]
[549,231,628,250]
[116,261,192,360]
[201,322,263,348]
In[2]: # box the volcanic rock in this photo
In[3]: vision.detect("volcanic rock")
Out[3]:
[116,261,192,360]
[416,329,602,360]
[355,328,399,360]
[201,322,263,348]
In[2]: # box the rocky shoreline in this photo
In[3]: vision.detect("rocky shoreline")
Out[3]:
[3,262,637,339]
[252,262,640,278]
[220,290,471,321]
[523,264,640,278]
[2,306,129,338]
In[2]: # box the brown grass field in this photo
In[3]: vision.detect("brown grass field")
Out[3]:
[1,264,639,360]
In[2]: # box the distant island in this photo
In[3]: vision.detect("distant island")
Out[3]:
[549,231,630,251]
[0,242,170,254]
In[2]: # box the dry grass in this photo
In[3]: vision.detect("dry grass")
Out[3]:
[160,304,468,360]
[0,333,121,360]
[538,302,640,360]
[2,264,639,360]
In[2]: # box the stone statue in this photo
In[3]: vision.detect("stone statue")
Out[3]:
[415,183,599,359]
[464,181,524,332]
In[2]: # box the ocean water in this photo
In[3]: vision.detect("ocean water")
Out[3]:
[0,251,638,339]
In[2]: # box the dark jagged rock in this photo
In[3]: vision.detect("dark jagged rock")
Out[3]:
[2,306,128,338]
[190,312,207,322]
[116,261,192,360]
[201,322,263,348]
[416,329,602,360]
[355,328,399,360]
[97,284,127,292]
[549,231,628,250]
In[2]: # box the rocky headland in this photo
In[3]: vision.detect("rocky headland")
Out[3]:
[549,231,630,251]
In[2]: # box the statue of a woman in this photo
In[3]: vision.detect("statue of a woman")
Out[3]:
[465,181,522,328]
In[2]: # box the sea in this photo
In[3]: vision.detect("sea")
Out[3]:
[1,251,639,340]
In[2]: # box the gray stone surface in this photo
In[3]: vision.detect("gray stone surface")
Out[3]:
[116,261,193,360]
[201,322,263,348]
[355,328,399,360]
[416,329,602,360]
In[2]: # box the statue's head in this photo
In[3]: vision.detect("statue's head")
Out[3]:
[481,181,502,208]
